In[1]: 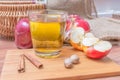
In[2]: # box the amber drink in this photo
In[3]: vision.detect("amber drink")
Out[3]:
[29,10,67,58]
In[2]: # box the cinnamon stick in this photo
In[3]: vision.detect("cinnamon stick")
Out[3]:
[18,55,25,73]
[23,53,43,68]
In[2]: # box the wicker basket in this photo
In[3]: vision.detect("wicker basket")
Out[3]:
[0,1,46,40]
[0,1,34,4]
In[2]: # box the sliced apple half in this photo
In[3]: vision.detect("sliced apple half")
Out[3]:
[81,37,99,53]
[82,37,99,47]
[70,27,85,50]
[70,27,85,43]
[85,41,112,59]
[94,41,112,52]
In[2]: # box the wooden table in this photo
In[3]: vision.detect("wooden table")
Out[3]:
[0,39,120,80]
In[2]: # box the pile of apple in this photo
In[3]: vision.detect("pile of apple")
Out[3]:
[65,15,112,59]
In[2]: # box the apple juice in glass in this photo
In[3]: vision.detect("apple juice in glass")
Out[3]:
[29,10,67,58]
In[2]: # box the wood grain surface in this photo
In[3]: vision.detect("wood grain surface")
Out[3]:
[0,40,120,80]
[1,46,120,80]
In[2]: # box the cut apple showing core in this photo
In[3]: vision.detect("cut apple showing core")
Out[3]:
[82,38,99,47]
[70,27,85,43]
[86,41,112,59]
[94,41,112,52]
[67,15,112,59]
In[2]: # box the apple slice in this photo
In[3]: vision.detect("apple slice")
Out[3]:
[94,41,112,52]
[70,27,85,43]
[82,37,99,47]
[70,27,85,50]
[81,37,99,52]
[86,41,112,59]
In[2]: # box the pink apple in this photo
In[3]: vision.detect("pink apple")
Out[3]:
[15,18,32,49]
[65,15,82,31]
[85,41,112,59]
[74,19,90,32]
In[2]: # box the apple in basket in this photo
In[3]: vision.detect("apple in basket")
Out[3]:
[15,18,32,49]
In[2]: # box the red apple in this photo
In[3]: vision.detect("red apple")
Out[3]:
[15,18,32,49]
[74,19,90,32]
[65,15,82,41]
[65,15,90,44]
[85,41,112,59]
[65,15,82,31]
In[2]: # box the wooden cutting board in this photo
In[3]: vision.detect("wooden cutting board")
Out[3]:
[1,46,120,80]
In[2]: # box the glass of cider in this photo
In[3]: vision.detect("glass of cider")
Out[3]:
[29,9,67,58]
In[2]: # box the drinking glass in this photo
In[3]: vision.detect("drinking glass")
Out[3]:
[29,9,67,58]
